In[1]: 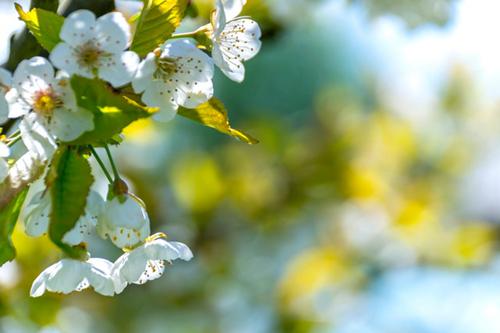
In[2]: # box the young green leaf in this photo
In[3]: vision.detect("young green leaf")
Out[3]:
[0,189,28,266]
[68,76,154,145]
[178,98,259,144]
[15,3,64,52]
[48,147,93,258]
[131,0,188,57]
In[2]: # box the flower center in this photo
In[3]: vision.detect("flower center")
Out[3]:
[33,90,61,115]
[154,57,178,80]
[77,42,104,68]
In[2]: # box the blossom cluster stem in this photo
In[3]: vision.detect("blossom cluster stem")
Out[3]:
[89,145,113,184]
[104,144,120,181]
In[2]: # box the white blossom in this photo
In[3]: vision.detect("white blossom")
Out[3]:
[22,190,104,246]
[112,235,193,293]
[0,68,12,123]
[5,57,94,142]
[50,9,139,88]
[210,0,261,82]
[0,142,9,183]
[97,194,150,249]
[221,0,247,21]
[30,257,116,297]
[132,40,214,121]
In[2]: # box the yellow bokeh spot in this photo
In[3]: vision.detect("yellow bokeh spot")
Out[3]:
[345,165,385,200]
[170,153,224,213]
[122,118,157,144]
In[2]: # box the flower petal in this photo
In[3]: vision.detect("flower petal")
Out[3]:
[43,259,88,295]
[19,113,57,159]
[60,10,97,47]
[0,142,9,158]
[49,107,94,142]
[98,51,139,88]
[142,81,179,122]
[222,0,247,21]
[95,12,131,53]
[23,190,51,237]
[5,88,31,118]
[12,57,55,88]
[87,258,116,296]
[50,43,93,78]
[0,68,12,86]
[132,52,157,94]
[0,159,8,183]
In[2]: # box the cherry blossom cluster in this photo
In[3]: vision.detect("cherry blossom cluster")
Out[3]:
[0,0,261,296]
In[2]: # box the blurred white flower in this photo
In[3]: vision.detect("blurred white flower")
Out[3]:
[132,40,214,121]
[0,68,12,123]
[96,194,150,249]
[30,257,116,297]
[0,142,9,183]
[210,0,261,82]
[50,9,139,88]
[23,190,104,246]
[5,57,94,142]
[112,234,193,293]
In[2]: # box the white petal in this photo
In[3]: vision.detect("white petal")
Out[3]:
[98,51,139,88]
[5,88,31,118]
[97,195,150,248]
[49,107,94,142]
[213,0,227,36]
[135,260,165,284]
[222,0,246,21]
[113,249,150,284]
[0,142,9,158]
[0,93,9,124]
[213,18,261,82]
[170,241,194,261]
[142,80,179,122]
[132,53,157,93]
[12,57,55,88]
[50,43,93,78]
[60,10,97,47]
[22,190,50,237]
[0,159,8,183]
[0,68,12,86]
[87,258,116,296]
[95,12,131,53]
[44,260,88,295]
[19,114,57,159]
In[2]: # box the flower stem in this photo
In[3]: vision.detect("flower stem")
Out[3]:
[6,135,22,147]
[170,31,198,39]
[89,145,113,184]
[104,144,120,181]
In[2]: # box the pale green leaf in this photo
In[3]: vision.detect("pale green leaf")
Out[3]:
[48,147,93,258]
[179,98,259,144]
[69,76,154,145]
[131,0,188,57]
[15,3,64,51]
[0,189,28,265]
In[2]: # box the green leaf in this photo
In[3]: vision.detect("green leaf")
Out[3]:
[0,189,28,265]
[131,0,189,57]
[15,3,64,52]
[48,147,93,258]
[69,76,153,145]
[179,98,259,144]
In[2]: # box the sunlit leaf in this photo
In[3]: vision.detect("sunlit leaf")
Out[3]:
[69,76,154,145]
[131,0,188,57]
[15,3,64,51]
[0,189,28,266]
[179,98,259,144]
[47,147,93,258]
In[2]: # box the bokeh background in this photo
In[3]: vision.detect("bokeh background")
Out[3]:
[3,0,500,332]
